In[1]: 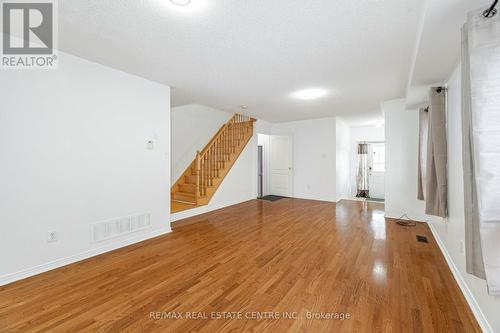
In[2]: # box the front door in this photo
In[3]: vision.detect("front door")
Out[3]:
[270,135,293,197]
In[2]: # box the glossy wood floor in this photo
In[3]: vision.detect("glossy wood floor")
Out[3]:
[0,199,480,332]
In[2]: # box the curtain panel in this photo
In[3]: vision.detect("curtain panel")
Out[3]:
[425,88,448,218]
[417,108,429,201]
[464,8,500,296]
[461,24,486,280]
[356,143,369,198]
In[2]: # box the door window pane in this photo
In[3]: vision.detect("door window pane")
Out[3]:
[372,146,385,172]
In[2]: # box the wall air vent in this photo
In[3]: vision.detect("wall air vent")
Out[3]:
[91,213,151,242]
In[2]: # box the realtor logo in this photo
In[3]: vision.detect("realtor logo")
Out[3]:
[1,0,58,69]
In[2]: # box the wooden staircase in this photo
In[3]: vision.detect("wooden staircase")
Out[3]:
[171,114,256,213]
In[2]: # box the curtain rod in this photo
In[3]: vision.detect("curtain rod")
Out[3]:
[483,0,498,18]
[423,86,447,112]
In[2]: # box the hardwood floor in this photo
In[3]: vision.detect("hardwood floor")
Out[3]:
[0,199,480,332]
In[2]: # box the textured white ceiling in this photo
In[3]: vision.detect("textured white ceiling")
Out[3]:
[58,0,425,122]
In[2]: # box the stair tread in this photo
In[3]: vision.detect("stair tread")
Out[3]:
[175,191,195,197]
[172,199,196,205]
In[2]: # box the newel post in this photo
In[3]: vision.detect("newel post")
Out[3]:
[196,150,201,201]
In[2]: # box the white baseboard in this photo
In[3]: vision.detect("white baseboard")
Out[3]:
[0,226,172,286]
[427,222,493,333]
[171,196,256,222]
[291,195,336,203]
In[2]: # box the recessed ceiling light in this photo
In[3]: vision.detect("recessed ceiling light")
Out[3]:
[165,0,208,14]
[291,88,329,100]
[170,0,191,6]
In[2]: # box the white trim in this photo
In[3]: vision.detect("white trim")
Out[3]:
[171,197,255,222]
[0,227,172,286]
[427,222,493,333]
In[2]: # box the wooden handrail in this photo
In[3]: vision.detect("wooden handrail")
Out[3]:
[199,114,254,158]
[195,113,255,198]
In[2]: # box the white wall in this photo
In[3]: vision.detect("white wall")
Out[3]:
[271,118,337,202]
[384,99,427,221]
[428,65,499,333]
[335,118,351,201]
[0,51,171,285]
[171,104,231,183]
[255,119,272,135]
[348,125,385,197]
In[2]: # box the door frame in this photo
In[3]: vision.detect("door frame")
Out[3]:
[257,145,263,198]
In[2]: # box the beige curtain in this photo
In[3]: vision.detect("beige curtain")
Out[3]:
[417,108,429,200]
[356,143,369,198]
[425,88,448,217]
[465,8,500,296]
[461,24,486,280]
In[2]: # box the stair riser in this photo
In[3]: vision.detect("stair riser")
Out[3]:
[185,175,197,184]
[179,184,197,194]
[173,192,196,203]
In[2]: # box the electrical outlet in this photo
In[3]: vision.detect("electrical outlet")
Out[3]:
[47,231,58,243]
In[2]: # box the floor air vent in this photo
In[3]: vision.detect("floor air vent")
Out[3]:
[92,213,151,242]
[416,235,429,243]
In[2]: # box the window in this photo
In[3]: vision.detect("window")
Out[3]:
[372,145,385,172]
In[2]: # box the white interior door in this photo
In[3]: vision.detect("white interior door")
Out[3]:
[368,143,385,199]
[270,135,293,197]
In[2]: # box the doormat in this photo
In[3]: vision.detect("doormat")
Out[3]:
[259,195,287,202]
